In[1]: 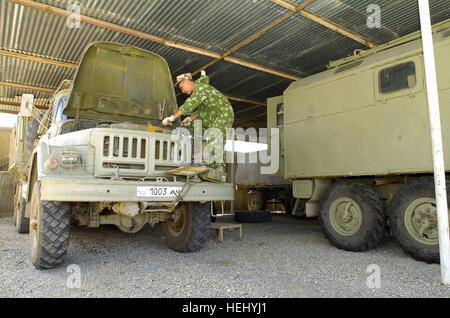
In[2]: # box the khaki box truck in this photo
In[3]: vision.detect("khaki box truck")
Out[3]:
[267,20,450,263]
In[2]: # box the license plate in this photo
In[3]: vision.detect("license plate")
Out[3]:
[136,186,183,197]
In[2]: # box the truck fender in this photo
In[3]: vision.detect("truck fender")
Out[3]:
[293,179,332,217]
[25,144,49,204]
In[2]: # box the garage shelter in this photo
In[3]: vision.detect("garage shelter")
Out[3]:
[1,0,449,127]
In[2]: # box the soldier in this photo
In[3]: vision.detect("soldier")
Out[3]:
[162,72,234,173]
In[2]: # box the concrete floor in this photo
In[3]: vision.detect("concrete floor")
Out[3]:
[0,214,448,298]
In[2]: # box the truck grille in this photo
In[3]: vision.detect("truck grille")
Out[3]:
[94,130,191,177]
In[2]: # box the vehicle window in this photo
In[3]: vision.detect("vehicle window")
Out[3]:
[51,99,59,122]
[379,62,416,94]
[277,103,284,128]
[54,96,68,122]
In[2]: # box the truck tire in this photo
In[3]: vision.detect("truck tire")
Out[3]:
[234,210,272,223]
[319,181,385,251]
[24,114,43,155]
[14,194,29,234]
[247,191,264,211]
[162,202,211,253]
[389,177,446,263]
[29,181,70,269]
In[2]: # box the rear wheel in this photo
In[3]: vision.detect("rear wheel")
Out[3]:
[319,181,385,251]
[247,191,264,211]
[389,177,446,263]
[29,181,71,269]
[14,184,29,233]
[162,202,211,252]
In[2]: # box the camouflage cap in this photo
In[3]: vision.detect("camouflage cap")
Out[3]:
[174,73,193,87]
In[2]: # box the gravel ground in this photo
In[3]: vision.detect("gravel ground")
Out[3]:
[0,214,448,298]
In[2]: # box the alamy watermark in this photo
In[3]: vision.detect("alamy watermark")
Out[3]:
[66,3,81,29]
[366,264,381,289]
[66,264,81,289]
[170,120,280,175]
[367,4,381,29]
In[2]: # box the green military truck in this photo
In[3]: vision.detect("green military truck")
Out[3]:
[9,42,234,269]
[267,19,450,263]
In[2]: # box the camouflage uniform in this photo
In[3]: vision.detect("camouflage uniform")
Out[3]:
[179,76,234,167]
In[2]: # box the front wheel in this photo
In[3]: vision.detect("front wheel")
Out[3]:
[319,181,385,252]
[162,202,211,253]
[29,181,71,269]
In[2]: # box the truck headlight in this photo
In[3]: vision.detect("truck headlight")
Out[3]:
[58,150,81,168]
[44,145,94,175]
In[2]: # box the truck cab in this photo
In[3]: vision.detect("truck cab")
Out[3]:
[10,42,234,269]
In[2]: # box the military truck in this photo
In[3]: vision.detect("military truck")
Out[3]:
[233,161,292,222]
[9,42,234,269]
[266,20,450,263]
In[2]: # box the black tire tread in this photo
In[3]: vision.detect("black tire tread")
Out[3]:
[234,210,272,223]
[15,198,29,234]
[247,191,264,211]
[389,177,443,263]
[33,199,70,269]
[319,180,385,252]
[183,202,211,253]
[162,202,211,253]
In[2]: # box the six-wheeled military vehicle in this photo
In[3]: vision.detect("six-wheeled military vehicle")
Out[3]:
[9,42,234,269]
[266,20,450,263]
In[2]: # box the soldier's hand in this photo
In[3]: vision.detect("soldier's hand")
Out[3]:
[162,115,175,126]
[181,117,192,127]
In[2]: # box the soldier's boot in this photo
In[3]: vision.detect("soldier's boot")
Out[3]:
[200,165,227,183]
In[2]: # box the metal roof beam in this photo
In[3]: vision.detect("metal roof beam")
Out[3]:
[235,117,266,125]
[270,0,297,12]
[6,0,301,81]
[0,49,78,69]
[0,80,265,107]
[235,120,266,128]
[270,0,377,48]
[300,9,377,48]
[297,0,319,11]
[224,95,266,107]
[0,81,54,93]
[0,102,263,126]
[223,56,300,80]
[192,11,298,78]
[0,101,48,110]
[234,104,265,115]
[0,109,20,115]
[0,51,268,106]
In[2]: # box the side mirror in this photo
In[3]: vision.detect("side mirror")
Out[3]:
[18,94,34,117]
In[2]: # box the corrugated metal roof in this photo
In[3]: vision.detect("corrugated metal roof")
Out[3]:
[230,13,366,76]
[0,86,49,105]
[37,0,289,53]
[0,55,74,88]
[1,0,449,123]
[308,0,450,45]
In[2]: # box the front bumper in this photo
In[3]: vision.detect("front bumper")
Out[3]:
[40,177,234,202]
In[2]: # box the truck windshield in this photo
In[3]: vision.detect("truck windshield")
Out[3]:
[52,96,69,122]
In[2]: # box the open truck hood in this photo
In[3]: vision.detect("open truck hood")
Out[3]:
[64,42,178,124]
